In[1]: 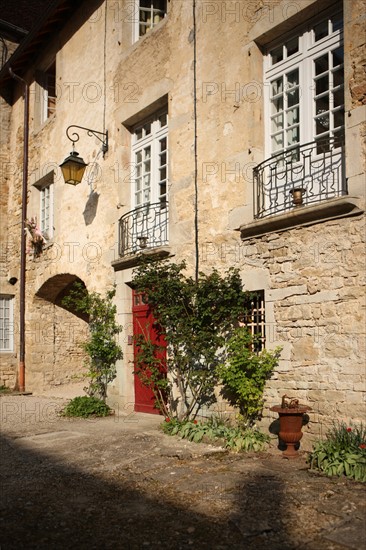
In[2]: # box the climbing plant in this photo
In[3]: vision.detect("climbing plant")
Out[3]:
[62,283,123,401]
[132,259,255,420]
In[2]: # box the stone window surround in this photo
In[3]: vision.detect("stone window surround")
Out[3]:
[240,0,365,238]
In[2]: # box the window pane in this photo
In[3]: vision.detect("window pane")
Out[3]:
[270,46,283,65]
[333,68,343,88]
[271,113,283,133]
[316,113,329,134]
[159,166,167,181]
[286,126,299,146]
[271,133,283,152]
[333,108,344,129]
[271,96,283,114]
[333,88,343,108]
[315,54,328,75]
[160,151,167,165]
[144,122,151,136]
[287,107,299,126]
[287,69,298,87]
[271,77,283,96]
[287,87,299,107]
[314,19,329,41]
[286,37,298,57]
[315,75,329,95]
[332,46,343,68]
[159,113,167,128]
[316,94,329,116]
[332,14,343,32]
[135,128,143,140]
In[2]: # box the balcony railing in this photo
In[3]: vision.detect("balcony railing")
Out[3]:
[253,136,346,219]
[118,202,169,257]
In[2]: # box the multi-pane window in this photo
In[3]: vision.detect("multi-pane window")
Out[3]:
[0,295,13,352]
[34,172,54,240]
[254,11,345,218]
[40,62,56,123]
[265,11,344,157]
[40,184,52,239]
[132,109,168,209]
[136,0,167,40]
[242,291,265,352]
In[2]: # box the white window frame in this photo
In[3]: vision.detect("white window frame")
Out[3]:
[264,10,344,159]
[39,62,56,125]
[0,295,14,352]
[131,108,168,210]
[34,172,54,240]
[133,0,167,42]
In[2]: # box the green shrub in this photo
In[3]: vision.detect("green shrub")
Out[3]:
[62,396,112,418]
[217,327,282,425]
[308,422,366,482]
[162,416,270,452]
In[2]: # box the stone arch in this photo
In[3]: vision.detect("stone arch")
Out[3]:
[36,273,89,322]
[26,273,90,393]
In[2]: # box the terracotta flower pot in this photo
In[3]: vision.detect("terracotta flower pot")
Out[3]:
[270,405,311,458]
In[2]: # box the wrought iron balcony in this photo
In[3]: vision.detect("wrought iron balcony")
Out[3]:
[118,201,169,257]
[253,136,346,219]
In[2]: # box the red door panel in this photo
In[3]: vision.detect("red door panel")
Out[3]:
[132,291,166,414]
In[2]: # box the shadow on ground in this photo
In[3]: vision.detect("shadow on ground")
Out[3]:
[0,431,296,550]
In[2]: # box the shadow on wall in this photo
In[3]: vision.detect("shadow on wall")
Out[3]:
[0,430,297,549]
[83,191,99,226]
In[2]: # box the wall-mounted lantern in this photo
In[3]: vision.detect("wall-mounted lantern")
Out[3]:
[60,125,108,185]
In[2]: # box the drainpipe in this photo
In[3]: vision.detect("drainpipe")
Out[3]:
[9,67,29,393]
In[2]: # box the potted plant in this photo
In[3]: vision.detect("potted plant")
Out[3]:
[270,394,311,459]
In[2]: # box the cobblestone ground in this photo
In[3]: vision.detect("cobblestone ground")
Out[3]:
[0,394,365,550]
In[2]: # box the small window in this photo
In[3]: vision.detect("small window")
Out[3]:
[242,291,265,351]
[136,0,167,40]
[36,61,56,125]
[0,295,14,352]
[33,172,54,240]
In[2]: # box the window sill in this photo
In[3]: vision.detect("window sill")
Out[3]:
[238,196,364,240]
[112,246,172,271]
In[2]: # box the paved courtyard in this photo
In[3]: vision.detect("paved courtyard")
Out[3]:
[0,393,365,549]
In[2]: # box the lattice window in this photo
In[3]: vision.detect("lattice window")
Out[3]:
[242,291,265,352]
[136,0,167,39]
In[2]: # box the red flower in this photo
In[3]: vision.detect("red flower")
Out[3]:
[193,420,198,424]
[165,418,170,423]
[359,443,366,449]
[347,428,352,432]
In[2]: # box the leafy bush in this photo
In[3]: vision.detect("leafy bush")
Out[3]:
[308,422,366,482]
[132,259,254,420]
[217,327,282,425]
[62,283,123,401]
[62,396,112,418]
[162,416,270,452]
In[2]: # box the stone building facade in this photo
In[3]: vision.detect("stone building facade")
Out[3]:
[0,0,365,441]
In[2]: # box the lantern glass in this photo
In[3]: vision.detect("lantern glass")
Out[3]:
[60,151,87,185]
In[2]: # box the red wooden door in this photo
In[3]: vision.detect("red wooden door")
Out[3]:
[132,291,166,414]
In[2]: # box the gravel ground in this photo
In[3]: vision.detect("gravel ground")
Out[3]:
[1,393,365,550]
